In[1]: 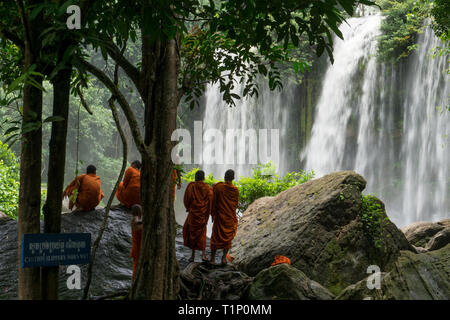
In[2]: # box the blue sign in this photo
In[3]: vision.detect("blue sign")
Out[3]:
[21,233,91,268]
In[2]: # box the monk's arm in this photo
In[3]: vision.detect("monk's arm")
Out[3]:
[63,177,78,198]
[183,184,192,211]
[122,168,132,188]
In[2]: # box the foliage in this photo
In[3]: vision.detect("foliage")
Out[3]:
[360,194,389,249]
[0,141,19,219]
[182,162,314,212]
[80,0,376,109]
[377,0,429,62]
[430,0,449,39]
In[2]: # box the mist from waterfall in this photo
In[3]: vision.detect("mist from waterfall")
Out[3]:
[199,81,296,179]
[303,15,450,227]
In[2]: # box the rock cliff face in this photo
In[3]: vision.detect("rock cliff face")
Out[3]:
[231,171,414,295]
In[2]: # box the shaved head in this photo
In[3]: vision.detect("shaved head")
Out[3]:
[86,165,96,174]
[224,169,235,181]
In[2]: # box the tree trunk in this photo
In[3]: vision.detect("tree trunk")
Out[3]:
[18,35,43,301]
[129,37,180,299]
[41,65,72,300]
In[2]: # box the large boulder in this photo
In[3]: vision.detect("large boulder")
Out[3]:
[231,171,414,295]
[401,219,450,251]
[0,208,194,300]
[247,263,334,300]
[337,244,450,300]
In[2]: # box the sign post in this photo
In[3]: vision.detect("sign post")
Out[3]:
[21,233,91,268]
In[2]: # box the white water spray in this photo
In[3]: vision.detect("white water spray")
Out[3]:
[304,15,449,226]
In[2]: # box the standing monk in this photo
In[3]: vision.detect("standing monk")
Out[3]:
[116,160,141,208]
[183,170,213,262]
[63,165,105,212]
[210,169,239,265]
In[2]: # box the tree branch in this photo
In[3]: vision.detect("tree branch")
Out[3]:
[103,39,141,92]
[76,85,93,115]
[75,57,148,156]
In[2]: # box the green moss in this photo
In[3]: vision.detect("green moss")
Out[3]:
[360,194,387,249]
[323,239,348,295]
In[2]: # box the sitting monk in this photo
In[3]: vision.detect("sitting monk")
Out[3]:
[183,170,213,262]
[130,204,143,280]
[116,160,141,208]
[210,169,239,265]
[63,165,105,212]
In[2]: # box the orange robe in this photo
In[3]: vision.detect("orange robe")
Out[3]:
[130,225,142,280]
[271,255,291,267]
[116,166,141,208]
[183,181,213,251]
[210,181,239,250]
[64,174,104,211]
[172,169,178,201]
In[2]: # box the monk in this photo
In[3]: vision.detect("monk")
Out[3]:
[116,160,141,208]
[63,165,105,212]
[130,204,143,280]
[210,169,239,265]
[183,170,213,262]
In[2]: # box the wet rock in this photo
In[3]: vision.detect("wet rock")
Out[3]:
[248,264,334,300]
[426,228,450,251]
[401,219,450,250]
[179,262,253,300]
[231,171,414,296]
[337,244,450,300]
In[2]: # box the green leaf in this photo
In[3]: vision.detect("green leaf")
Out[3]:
[43,116,65,123]
[4,126,20,136]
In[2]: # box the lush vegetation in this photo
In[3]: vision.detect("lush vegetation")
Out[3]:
[360,194,390,249]
[377,0,450,64]
[0,141,49,220]
[182,163,314,212]
[377,0,429,62]
[0,141,19,218]
[430,0,449,39]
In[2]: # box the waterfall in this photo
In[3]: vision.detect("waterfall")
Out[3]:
[400,27,450,225]
[199,81,295,179]
[303,15,450,226]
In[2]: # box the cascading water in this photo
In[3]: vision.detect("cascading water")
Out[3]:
[400,26,450,225]
[303,14,383,175]
[200,81,295,178]
[303,15,449,226]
